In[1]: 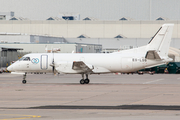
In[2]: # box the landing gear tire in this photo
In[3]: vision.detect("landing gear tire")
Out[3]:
[22,80,27,84]
[80,74,90,84]
[22,73,27,84]
[80,79,85,84]
[84,79,90,84]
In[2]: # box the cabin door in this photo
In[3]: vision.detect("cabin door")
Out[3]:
[41,55,48,70]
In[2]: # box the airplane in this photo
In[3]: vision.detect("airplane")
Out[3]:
[7,24,174,84]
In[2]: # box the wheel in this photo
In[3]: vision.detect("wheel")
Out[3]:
[84,79,90,84]
[22,80,27,84]
[80,79,85,84]
[138,72,143,75]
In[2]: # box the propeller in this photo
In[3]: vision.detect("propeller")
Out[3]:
[52,58,55,74]
[50,52,56,75]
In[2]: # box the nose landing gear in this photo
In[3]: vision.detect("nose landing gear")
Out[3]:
[22,73,27,84]
[80,74,90,84]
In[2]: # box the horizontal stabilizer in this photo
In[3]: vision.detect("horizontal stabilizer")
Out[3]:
[145,63,166,68]
[145,50,161,60]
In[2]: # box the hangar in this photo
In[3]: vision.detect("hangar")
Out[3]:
[0,21,180,50]
[0,46,23,68]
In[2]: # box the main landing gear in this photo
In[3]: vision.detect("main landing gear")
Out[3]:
[22,73,27,84]
[80,74,90,84]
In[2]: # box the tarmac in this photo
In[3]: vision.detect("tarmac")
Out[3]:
[0,73,180,120]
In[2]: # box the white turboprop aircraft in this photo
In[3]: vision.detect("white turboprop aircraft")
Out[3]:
[7,24,174,84]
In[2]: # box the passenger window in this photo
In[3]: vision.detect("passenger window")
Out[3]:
[23,57,30,61]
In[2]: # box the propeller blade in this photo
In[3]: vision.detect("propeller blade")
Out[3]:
[52,53,56,75]
[52,58,55,74]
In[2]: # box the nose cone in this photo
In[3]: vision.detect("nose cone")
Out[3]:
[7,65,13,71]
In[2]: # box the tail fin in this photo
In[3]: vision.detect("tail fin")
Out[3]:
[146,24,174,59]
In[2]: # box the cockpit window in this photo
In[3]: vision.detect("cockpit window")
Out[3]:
[23,57,30,61]
[18,57,25,61]
[18,57,30,61]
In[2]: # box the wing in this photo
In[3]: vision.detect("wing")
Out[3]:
[72,61,94,74]
[55,61,111,74]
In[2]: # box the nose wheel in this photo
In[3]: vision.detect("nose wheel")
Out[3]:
[22,80,27,84]
[22,73,27,84]
[80,74,90,84]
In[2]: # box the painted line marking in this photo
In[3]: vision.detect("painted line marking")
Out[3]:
[143,79,164,84]
[0,114,41,120]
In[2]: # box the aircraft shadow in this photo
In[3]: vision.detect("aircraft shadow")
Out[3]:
[26,105,180,111]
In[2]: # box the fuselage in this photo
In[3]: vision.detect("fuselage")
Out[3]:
[7,47,168,74]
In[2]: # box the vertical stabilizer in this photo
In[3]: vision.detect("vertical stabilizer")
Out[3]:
[146,24,174,59]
